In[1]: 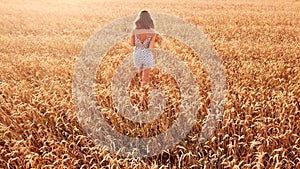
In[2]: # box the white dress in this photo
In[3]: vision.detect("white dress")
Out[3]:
[132,33,154,70]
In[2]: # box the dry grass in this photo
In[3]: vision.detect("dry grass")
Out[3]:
[0,0,299,168]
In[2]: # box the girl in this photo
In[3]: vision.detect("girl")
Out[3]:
[131,10,156,90]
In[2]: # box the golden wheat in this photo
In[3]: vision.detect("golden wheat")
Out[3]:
[0,0,299,168]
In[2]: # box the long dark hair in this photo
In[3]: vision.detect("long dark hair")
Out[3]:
[134,10,154,29]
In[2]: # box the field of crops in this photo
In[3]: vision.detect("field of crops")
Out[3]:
[0,0,299,168]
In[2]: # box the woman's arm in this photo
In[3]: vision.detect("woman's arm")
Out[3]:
[148,33,156,49]
[130,29,135,46]
[131,35,135,46]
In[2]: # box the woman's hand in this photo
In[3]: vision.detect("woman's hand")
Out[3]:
[155,33,162,45]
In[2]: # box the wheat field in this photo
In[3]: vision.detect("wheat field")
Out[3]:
[0,0,299,168]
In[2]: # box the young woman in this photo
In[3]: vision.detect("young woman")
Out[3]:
[131,10,156,90]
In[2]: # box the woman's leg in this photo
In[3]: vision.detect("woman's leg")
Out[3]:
[138,69,142,83]
[138,64,143,86]
[141,68,151,88]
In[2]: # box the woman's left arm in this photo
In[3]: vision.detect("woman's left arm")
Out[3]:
[130,29,135,46]
[131,35,135,46]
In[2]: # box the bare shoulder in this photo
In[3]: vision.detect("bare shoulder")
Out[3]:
[149,28,156,35]
[146,29,156,37]
[134,29,155,35]
[131,29,137,35]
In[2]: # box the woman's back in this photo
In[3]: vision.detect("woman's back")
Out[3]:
[132,29,156,49]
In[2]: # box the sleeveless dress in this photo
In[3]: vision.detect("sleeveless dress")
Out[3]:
[132,33,154,70]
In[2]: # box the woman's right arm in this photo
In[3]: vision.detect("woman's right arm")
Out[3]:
[148,33,156,49]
